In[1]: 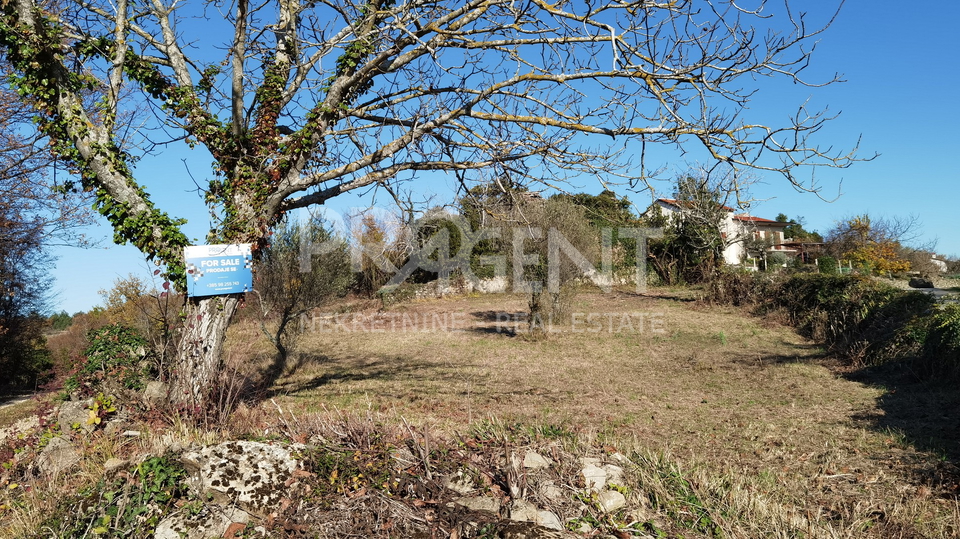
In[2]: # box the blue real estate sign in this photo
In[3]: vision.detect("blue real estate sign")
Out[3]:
[185,244,254,297]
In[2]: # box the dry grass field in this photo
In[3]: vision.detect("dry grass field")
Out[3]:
[2,288,958,537]
[221,288,960,537]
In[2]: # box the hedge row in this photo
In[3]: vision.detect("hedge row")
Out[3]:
[706,273,960,380]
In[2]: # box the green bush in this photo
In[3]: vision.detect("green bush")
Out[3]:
[37,455,186,536]
[377,283,418,307]
[766,252,788,270]
[766,275,935,365]
[704,270,777,307]
[913,305,960,379]
[817,256,838,275]
[64,324,153,396]
[705,273,958,379]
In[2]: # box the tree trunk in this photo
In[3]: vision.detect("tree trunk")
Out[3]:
[169,295,240,407]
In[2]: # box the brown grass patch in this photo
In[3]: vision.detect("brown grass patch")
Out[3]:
[222,289,960,537]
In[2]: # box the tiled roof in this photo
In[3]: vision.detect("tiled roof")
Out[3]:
[733,215,788,225]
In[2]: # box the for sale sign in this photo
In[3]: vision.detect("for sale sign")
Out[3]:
[184,244,253,297]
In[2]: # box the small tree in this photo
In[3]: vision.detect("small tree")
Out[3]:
[255,216,352,380]
[645,176,728,285]
[98,273,181,376]
[351,214,409,296]
[826,215,917,275]
[458,180,531,279]
[49,310,73,331]
[512,196,600,334]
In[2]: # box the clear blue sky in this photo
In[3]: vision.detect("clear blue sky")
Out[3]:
[48,1,960,314]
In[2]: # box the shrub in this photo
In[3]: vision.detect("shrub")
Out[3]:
[765,275,934,365]
[36,455,187,536]
[913,305,960,379]
[255,215,353,369]
[766,251,788,269]
[705,273,952,378]
[64,324,154,397]
[704,270,777,307]
[377,283,418,308]
[817,255,838,275]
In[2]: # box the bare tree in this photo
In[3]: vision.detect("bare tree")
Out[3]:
[0,0,865,404]
[513,196,600,334]
[253,215,352,381]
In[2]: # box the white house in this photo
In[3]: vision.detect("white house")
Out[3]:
[651,199,792,266]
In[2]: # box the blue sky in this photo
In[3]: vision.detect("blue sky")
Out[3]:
[47,1,960,314]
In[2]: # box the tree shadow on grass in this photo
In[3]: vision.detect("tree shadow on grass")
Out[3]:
[470,310,527,323]
[263,352,443,399]
[467,310,525,337]
[847,364,960,461]
[846,362,960,495]
[729,340,830,368]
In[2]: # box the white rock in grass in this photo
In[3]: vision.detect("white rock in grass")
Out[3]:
[523,451,553,470]
[597,489,627,513]
[154,506,250,539]
[444,470,476,494]
[582,463,607,492]
[540,480,564,501]
[57,400,94,434]
[452,495,501,514]
[37,437,80,476]
[602,464,625,486]
[537,510,564,530]
[509,499,541,522]
[179,441,303,519]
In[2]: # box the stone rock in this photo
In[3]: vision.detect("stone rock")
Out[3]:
[58,399,94,434]
[539,480,564,501]
[38,436,80,476]
[523,451,553,470]
[179,441,303,519]
[451,495,501,514]
[154,506,251,539]
[476,277,509,294]
[602,464,625,487]
[508,500,563,531]
[581,462,607,492]
[596,489,627,513]
[444,470,476,495]
[537,510,564,531]
[509,499,540,522]
[581,457,628,492]
[0,415,39,445]
[909,276,935,289]
[143,381,168,407]
[103,457,128,476]
[104,419,132,437]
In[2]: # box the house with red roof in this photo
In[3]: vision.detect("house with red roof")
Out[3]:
[650,199,797,266]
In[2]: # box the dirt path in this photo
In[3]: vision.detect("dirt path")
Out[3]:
[0,395,33,411]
